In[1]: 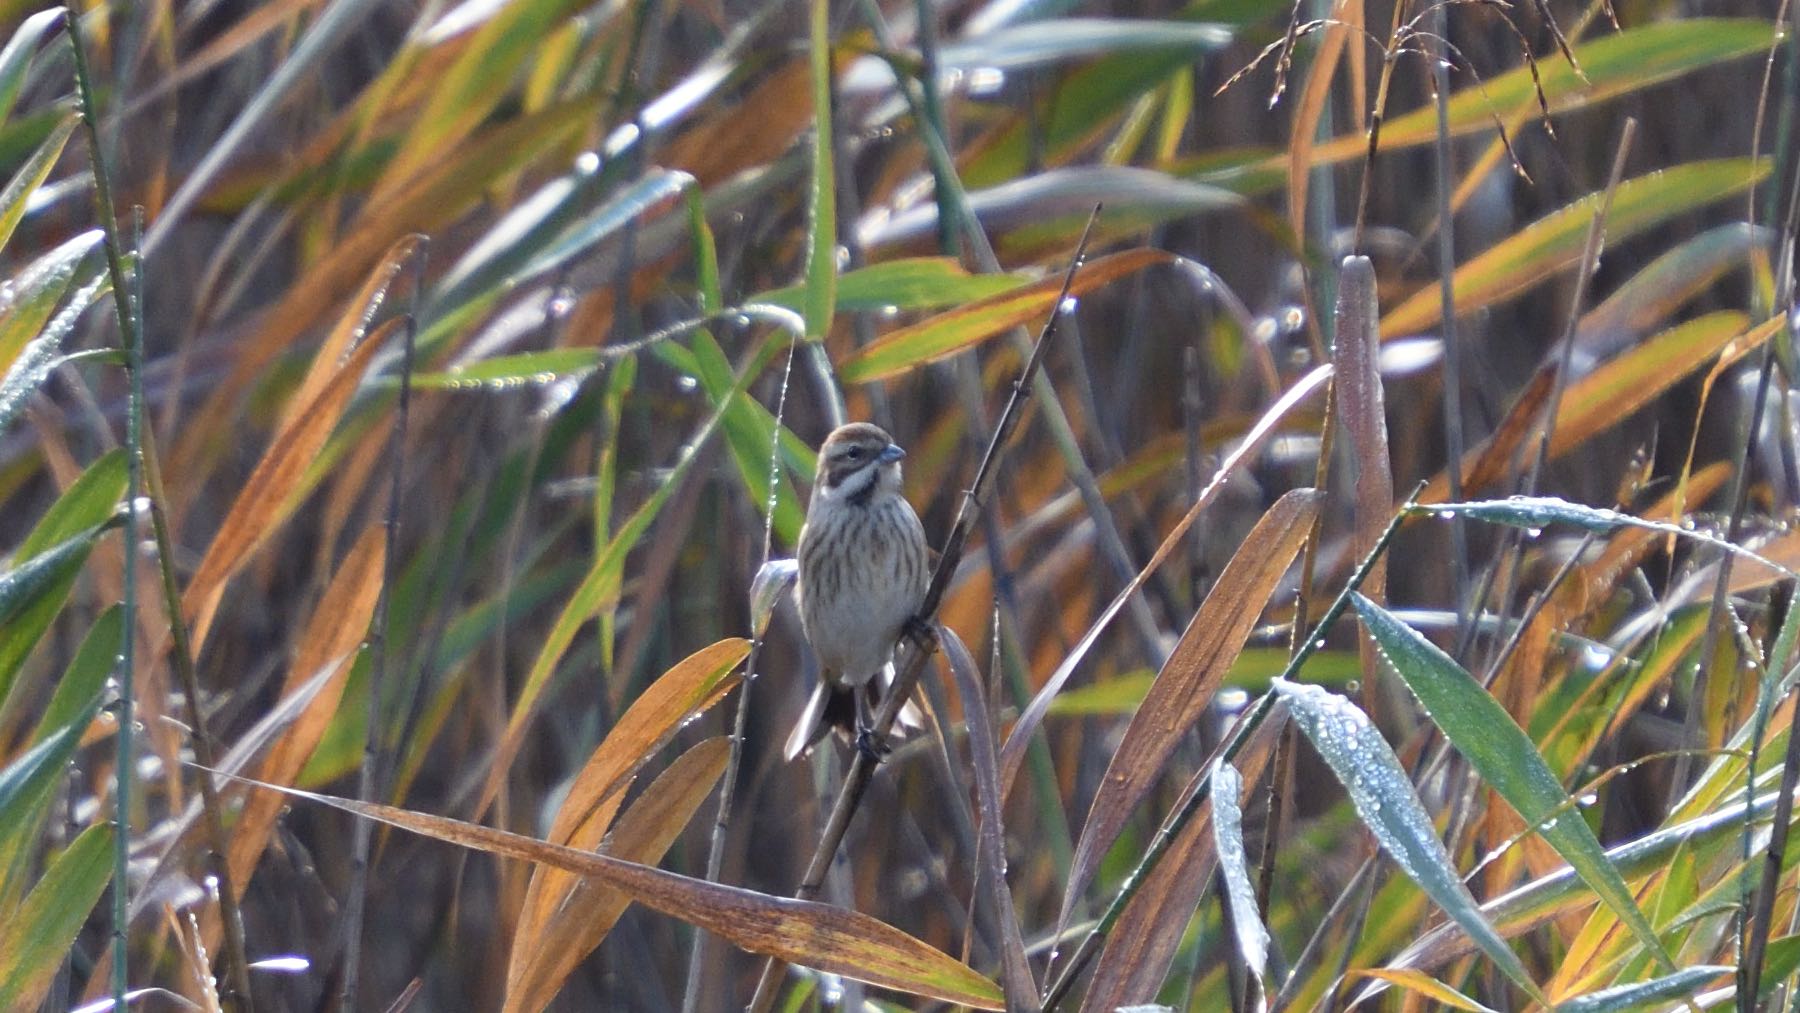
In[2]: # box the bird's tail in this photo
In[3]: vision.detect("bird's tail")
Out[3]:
[783,667,925,762]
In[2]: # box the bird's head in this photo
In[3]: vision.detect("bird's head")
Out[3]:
[814,422,906,506]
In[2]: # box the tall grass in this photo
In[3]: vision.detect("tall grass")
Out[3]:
[0,0,1795,1009]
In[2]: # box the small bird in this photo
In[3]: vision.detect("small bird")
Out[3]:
[786,422,930,761]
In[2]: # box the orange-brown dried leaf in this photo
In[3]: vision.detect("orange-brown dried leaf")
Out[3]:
[233,779,1005,1008]
[1062,488,1320,925]
[226,526,386,896]
[181,315,402,650]
[509,639,748,966]
[504,737,730,1013]
[1424,311,1761,502]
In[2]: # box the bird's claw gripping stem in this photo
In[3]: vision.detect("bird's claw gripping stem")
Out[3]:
[903,615,938,652]
[855,723,890,764]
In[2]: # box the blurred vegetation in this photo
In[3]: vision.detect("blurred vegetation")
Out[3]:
[0,0,1796,1010]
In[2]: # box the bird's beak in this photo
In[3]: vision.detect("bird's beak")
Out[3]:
[879,443,906,464]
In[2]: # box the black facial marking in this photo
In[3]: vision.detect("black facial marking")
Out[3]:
[848,477,877,508]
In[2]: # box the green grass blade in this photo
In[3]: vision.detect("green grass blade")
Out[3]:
[752,257,1026,313]
[0,111,73,256]
[0,228,103,373]
[0,822,115,1011]
[0,10,61,127]
[1271,677,1546,1002]
[1351,595,1676,971]
[1556,965,1729,1012]
[1382,159,1771,336]
[1210,760,1270,997]
[0,607,119,915]
[0,448,125,714]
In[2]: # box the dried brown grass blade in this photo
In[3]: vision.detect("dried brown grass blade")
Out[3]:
[1060,488,1320,929]
[504,737,731,1013]
[1333,256,1391,698]
[225,525,387,895]
[939,626,1038,1011]
[1422,311,1772,502]
[181,314,403,651]
[507,639,748,975]
[205,772,1005,1008]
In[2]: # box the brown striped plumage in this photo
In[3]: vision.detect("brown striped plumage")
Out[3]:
[786,423,929,760]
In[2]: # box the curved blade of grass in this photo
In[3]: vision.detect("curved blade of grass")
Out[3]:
[749,559,799,639]
[1556,965,1729,1012]
[509,637,749,964]
[181,315,401,650]
[227,527,386,896]
[506,737,731,1013]
[0,448,124,715]
[1062,488,1319,925]
[1271,677,1546,1002]
[861,167,1239,251]
[372,0,585,202]
[839,248,1172,382]
[1577,223,1765,347]
[0,112,74,257]
[0,9,63,128]
[940,625,1037,1010]
[0,608,116,916]
[1210,760,1270,1005]
[0,822,113,1011]
[409,348,601,389]
[1351,595,1677,971]
[0,228,104,375]
[1418,495,1798,582]
[1281,19,1773,176]
[215,773,1005,1008]
[752,257,1027,313]
[1381,159,1770,337]
[1425,311,1766,501]
[0,266,109,438]
[1347,969,1497,1012]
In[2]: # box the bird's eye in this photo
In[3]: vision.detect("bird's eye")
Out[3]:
[844,446,863,460]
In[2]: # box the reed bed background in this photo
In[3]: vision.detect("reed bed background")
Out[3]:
[0,0,1796,1009]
